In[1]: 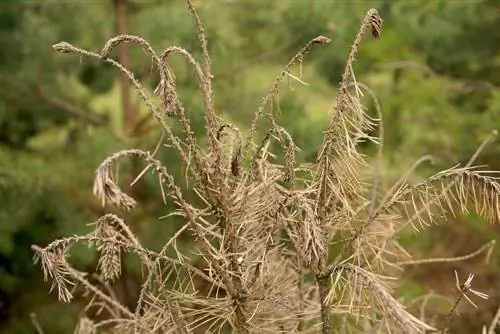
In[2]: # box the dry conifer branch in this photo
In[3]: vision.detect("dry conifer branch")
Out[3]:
[99,34,172,107]
[317,8,382,161]
[52,41,193,173]
[158,46,207,117]
[346,154,435,260]
[315,9,382,221]
[93,149,235,290]
[310,11,384,333]
[350,82,384,217]
[396,240,495,266]
[33,235,215,287]
[98,34,179,120]
[134,223,192,317]
[391,166,500,233]
[185,0,222,170]
[442,272,488,333]
[100,35,158,60]
[186,0,213,86]
[245,36,331,155]
[328,264,436,333]
[32,244,134,318]
[393,130,498,234]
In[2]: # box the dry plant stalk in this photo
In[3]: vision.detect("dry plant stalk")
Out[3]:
[33,2,500,334]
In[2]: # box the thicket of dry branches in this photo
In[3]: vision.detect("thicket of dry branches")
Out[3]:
[33,2,500,333]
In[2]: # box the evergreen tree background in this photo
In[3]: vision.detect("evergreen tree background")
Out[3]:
[1,0,500,332]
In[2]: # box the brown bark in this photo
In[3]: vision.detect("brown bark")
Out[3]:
[114,0,135,133]
[317,275,332,334]
[112,0,140,313]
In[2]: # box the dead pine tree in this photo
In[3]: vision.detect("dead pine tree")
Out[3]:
[33,2,500,333]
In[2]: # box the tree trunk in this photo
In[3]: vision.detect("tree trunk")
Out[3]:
[112,0,139,313]
[114,0,135,133]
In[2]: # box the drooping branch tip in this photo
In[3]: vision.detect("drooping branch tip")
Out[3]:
[367,8,383,38]
[52,41,76,53]
[312,36,332,45]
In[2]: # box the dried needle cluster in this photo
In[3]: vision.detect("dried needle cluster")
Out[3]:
[33,2,500,333]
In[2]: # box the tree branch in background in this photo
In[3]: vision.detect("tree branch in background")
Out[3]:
[36,88,107,126]
[0,74,107,126]
[378,60,497,94]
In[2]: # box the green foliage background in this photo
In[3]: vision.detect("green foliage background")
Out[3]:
[1,0,500,332]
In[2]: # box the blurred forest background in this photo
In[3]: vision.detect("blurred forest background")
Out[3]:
[1,0,500,333]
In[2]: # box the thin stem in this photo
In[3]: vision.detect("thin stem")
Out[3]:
[30,313,45,334]
[297,256,305,332]
[234,300,249,334]
[244,36,331,155]
[467,130,498,167]
[488,303,500,334]
[316,275,332,334]
[52,41,192,175]
[442,295,463,333]
[397,240,495,266]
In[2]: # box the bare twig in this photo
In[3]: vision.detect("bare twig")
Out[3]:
[31,313,45,334]
[397,240,495,266]
[487,303,500,334]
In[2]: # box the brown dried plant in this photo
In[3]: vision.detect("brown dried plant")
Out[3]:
[33,2,500,333]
